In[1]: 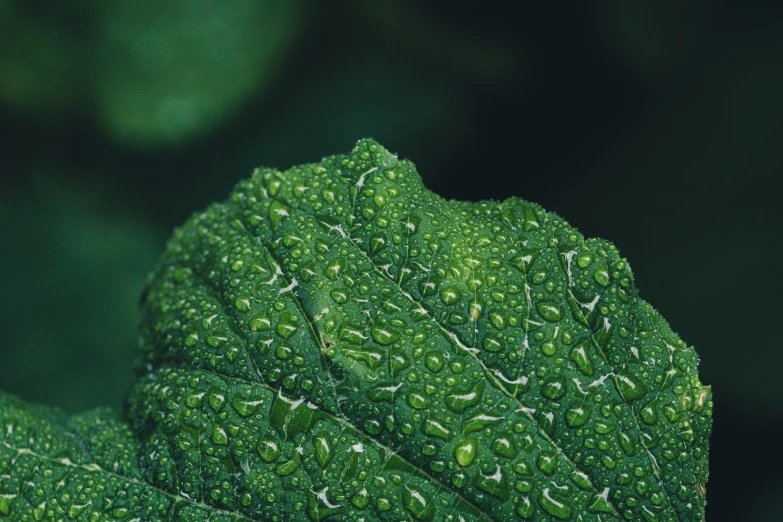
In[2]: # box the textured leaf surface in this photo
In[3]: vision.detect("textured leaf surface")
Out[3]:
[0,139,711,521]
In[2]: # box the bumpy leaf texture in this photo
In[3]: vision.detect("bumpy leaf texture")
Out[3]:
[0,139,711,521]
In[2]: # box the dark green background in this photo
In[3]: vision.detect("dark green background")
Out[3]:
[1,2,780,520]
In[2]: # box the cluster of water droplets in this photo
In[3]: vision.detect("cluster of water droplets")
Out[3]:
[0,139,711,521]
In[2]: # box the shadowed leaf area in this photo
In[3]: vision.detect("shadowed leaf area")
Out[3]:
[0,140,711,521]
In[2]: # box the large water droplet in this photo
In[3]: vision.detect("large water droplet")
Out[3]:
[615,370,648,401]
[538,488,572,520]
[324,258,346,281]
[371,324,400,345]
[537,453,557,475]
[402,485,435,521]
[232,396,263,417]
[439,285,461,305]
[537,302,562,322]
[570,340,594,376]
[445,381,485,413]
[565,404,591,427]
[0,494,17,516]
[541,376,567,400]
[407,390,431,409]
[491,435,518,459]
[313,433,333,467]
[475,465,510,500]
[454,439,477,467]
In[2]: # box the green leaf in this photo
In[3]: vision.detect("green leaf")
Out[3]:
[0,139,711,521]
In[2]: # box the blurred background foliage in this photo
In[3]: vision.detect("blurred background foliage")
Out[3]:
[0,1,781,520]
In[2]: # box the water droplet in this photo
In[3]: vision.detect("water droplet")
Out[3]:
[532,269,549,284]
[601,454,617,470]
[369,233,386,253]
[269,394,322,439]
[489,310,506,329]
[366,382,402,402]
[258,438,282,463]
[538,488,572,520]
[402,485,435,521]
[454,439,478,467]
[68,502,89,519]
[407,390,431,409]
[305,488,345,521]
[615,370,648,401]
[618,431,635,455]
[232,396,263,417]
[571,470,593,490]
[491,436,518,459]
[523,206,539,231]
[276,315,299,340]
[276,453,301,476]
[640,404,657,425]
[0,494,17,516]
[418,275,440,296]
[513,459,531,475]
[594,421,615,434]
[537,302,562,322]
[490,288,507,303]
[439,285,461,305]
[371,324,400,345]
[536,453,557,475]
[593,260,610,287]
[276,344,293,359]
[424,351,444,372]
[452,471,468,488]
[313,433,334,468]
[517,496,534,517]
[510,249,539,273]
[541,376,567,400]
[364,419,382,435]
[424,418,451,440]
[570,340,594,376]
[445,381,485,413]
[565,404,592,427]
[330,289,348,304]
[341,346,384,369]
[462,256,482,269]
[482,334,504,352]
[208,390,225,412]
[338,325,366,345]
[185,392,204,408]
[577,251,593,268]
[322,188,336,204]
[351,488,369,509]
[212,425,228,445]
[475,465,510,500]
[235,295,252,312]
[269,201,289,227]
[324,258,346,280]
[588,493,614,514]
[464,413,503,433]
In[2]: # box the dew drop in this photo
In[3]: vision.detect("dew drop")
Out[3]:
[454,439,477,467]
[402,485,435,521]
[407,390,431,409]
